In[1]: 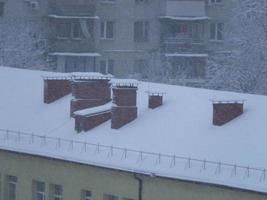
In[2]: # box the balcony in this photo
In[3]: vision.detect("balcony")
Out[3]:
[162,37,207,54]
[161,0,207,20]
[48,0,96,17]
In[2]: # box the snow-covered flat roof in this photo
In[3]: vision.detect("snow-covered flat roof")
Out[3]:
[0,67,267,193]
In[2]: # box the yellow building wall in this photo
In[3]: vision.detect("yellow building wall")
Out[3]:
[0,150,266,200]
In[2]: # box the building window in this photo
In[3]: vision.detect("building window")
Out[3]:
[135,0,148,4]
[210,23,224,41]
[50,184,63,200]
[100,59,114,74]
[6,175,17,200]
[134,21,149,42]
[33,181,45,200]
[100,21,114,39]
[57,20,82,39]
[0,2,4,17]
[104,194,119,200]
[0,174,2,199]
[209,0,222,4]
[72,21,82,39]
[57,21,71,39]
[82,190,92,200]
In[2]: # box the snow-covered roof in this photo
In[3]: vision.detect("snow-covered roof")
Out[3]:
[165,53,209,58]
[159,16,209,21]
[48,15,99,20]
[49,52,101,57]
[1,66,267,193]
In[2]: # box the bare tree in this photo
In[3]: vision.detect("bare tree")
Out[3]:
[208,0,267,94]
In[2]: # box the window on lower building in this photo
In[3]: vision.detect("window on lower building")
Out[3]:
[50,184,63,200]
[134,21,149,42]
[33,180,45,200]
[100,59,114,74]
[101,21,114,39]
[6,175,17,200]
[0,2,4,17]
[103,194,119,200]
[210,23,224,41]
[81,190,92,200]
[0,174,2,200]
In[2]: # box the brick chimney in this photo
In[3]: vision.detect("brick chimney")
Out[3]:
[70,78,111,116]
[148,92,164,109]
[111,83,138,129]
[213,100,244,126]
[43,77,71,104]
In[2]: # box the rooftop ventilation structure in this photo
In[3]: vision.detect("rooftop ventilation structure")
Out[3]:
[70,75,112,116]
[43,76,72,104]
[111,81,138,129]
[74,102,112,133]
[147,91,165,109]
[212,100,245,126]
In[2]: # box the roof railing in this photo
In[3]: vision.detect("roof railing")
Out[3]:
[0,128,265,182]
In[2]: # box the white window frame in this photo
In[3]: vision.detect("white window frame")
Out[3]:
[53,185,63,200]
[35,181,45,200]
[83,190,92,200]
[100,21,114,40]
[209,23,224,41]
[7,176,17,200]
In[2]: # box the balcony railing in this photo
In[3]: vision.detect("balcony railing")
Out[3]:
[49,4,96,16]
[163,37,205,44]
[162,37,207,53]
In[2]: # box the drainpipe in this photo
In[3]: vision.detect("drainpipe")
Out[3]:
[134,174,143,200]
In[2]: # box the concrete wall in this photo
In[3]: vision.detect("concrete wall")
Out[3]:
[0,150,266,200]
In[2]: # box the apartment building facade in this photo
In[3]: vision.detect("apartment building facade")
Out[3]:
[0,0,233,84]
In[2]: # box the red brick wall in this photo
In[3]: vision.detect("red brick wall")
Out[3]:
[43,79,71,104]
[213,103,243,126]
[75,111,111,133]
[70,79,111,116]
[149,95,163,109]
[72,80,111,100]
[112,87,137,106]
[111,86,138,129]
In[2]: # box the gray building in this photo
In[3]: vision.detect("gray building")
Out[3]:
[0,0,232,84]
